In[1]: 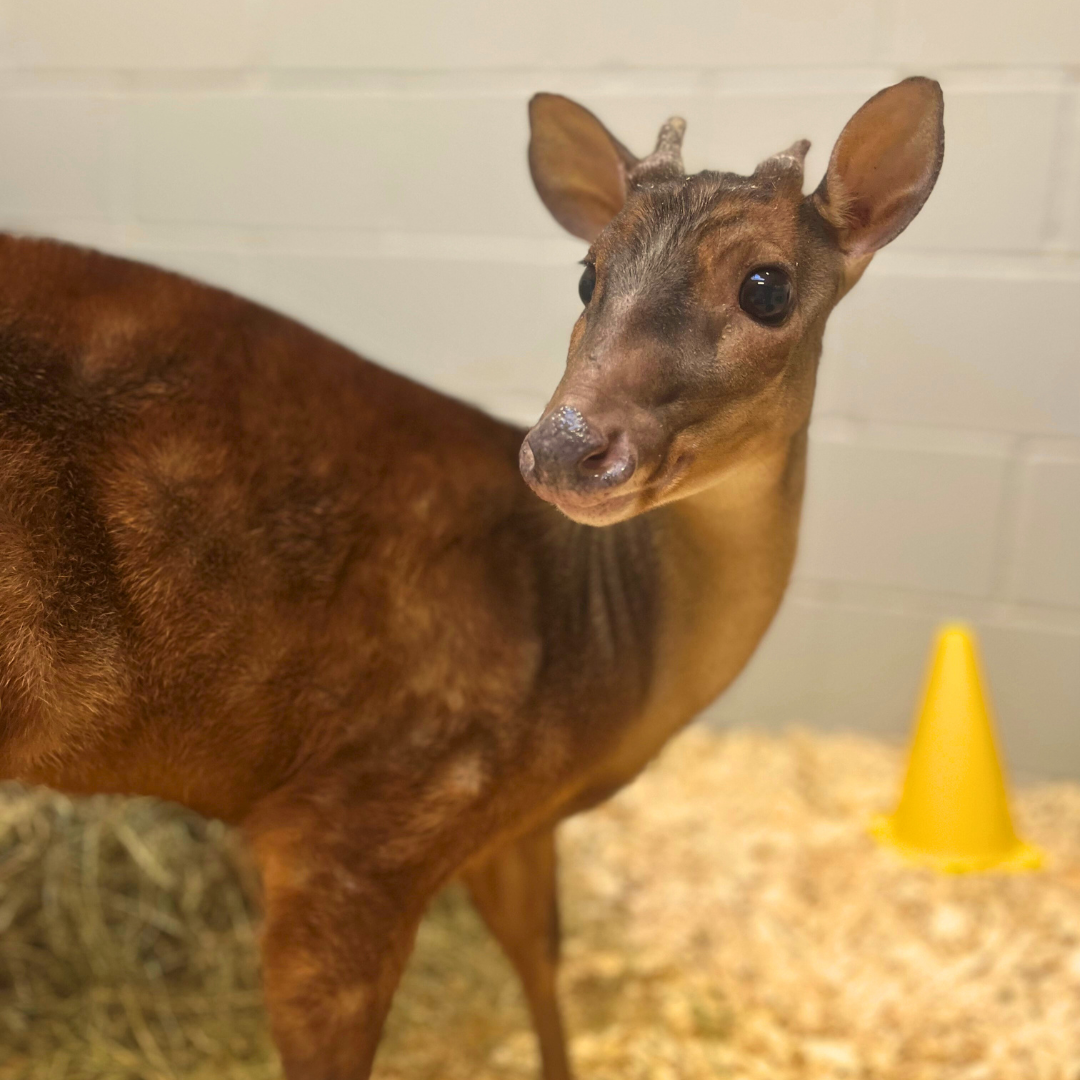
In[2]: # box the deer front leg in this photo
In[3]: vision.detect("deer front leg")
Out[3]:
[463,827,574,1080]
[245,812,429,1080]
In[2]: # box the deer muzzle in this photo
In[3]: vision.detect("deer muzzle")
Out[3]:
[520,405,637,509]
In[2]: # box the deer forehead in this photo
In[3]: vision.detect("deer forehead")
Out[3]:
[597,171,809,301]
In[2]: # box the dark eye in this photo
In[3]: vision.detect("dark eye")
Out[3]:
[578,263,596,305]
[739,267,793,325]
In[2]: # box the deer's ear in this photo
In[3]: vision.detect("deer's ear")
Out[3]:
[528,94,638,242]
[812,77,944,259]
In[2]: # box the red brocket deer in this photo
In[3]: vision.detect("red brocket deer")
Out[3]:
[0,78,943,1078]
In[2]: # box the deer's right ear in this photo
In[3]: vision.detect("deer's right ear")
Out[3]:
[812,77,944,261]
[528,94,638,242]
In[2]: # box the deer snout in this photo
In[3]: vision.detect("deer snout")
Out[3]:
[520,405,637,501]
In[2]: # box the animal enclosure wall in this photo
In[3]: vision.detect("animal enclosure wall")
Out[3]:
[0,0,1077,774]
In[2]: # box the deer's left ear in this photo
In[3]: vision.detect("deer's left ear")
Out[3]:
[528,93,638,242]
[812,77,944,259]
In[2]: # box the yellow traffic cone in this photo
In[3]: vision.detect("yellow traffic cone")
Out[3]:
[870,623,1042,873]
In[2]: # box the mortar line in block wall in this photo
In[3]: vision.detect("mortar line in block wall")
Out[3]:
[809,414,1017,457]
[256,65,909,98]
[866,249,1080,280]
[985,435,1031,603]
[1060,79,1080,253]
[785,579,1080,637]
[0,64,1073,97]
[1042,83,1080,250]
[107,227,589,267]
[35,222,1080,277]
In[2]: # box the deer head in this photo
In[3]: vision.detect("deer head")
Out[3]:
[520,78,944,525]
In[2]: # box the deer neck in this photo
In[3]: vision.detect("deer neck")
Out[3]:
[653,424,808,715]
[573,423,808,792]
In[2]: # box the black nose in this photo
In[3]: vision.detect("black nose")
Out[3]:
[520,405,636,494]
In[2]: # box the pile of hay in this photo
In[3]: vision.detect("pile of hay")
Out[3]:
[1,728,1079,1080]
[0,791,269,1080]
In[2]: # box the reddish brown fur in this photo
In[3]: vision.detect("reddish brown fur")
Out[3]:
[0,235,658,1079]
[0,78,943,1080]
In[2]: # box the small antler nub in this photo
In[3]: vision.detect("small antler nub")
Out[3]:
[627,116,687,188]
[653,117,686,159]
[755,139,811,187]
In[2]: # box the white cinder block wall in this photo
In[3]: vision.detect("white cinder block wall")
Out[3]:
[0,1,1078,775]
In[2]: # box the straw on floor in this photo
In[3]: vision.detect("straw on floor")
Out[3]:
[0,727,1078,1080]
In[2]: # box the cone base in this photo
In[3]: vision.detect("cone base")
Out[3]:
[870,814,1044,874]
